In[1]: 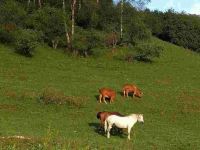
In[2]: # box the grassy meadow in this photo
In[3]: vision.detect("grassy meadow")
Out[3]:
[0,38,200,149]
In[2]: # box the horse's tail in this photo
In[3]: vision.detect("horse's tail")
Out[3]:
[104,119,108,133]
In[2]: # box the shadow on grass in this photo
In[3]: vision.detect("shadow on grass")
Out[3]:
[94,95,99,102]
[88,123,124,138]
[94,95,112,103]
[117,91,134,98]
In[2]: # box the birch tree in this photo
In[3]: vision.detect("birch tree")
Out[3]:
[120,0,151,40]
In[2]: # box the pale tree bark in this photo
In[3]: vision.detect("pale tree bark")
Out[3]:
[71,0,76,39]
[38,0,42,8]
[120,0,124,40]
[62,0,71,50]
[27,0,31,7]
[120,0,151,40]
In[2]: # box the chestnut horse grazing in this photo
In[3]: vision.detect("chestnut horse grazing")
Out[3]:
[99,88,116,104]
[122,84,143,98]
[104,114,144,140]
[97,111,123,125]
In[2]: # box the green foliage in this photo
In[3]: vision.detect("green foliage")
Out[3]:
[29,6,65,48]
[124,18,151,45]
[76,1,99,29]
[0,28,15,43]
[134,43,163,62]
[0,0,26,44]
[0,0,26,27]
[14,29,39,57]
[72,28,105,57]
[144,9,200,53]
[143,10,163,36]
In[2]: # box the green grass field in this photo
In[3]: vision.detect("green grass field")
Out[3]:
[0,38,200,149]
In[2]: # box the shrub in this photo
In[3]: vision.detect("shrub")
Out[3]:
[124,43,163,62]
[105,32,119,48]
[14,29,39,57]
[72,28,105,57]
[0,28,15,43]
[134,43,163,62]
[39,87,87,108]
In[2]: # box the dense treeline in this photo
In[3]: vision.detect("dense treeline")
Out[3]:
[0,0,199,60]
[143,9,200,53]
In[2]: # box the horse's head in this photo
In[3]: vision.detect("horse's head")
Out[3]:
[136,89,143,98]
[97,112,102,119]
[137,114,144,123]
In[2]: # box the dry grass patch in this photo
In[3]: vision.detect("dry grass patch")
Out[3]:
[177,91,200,113]
[0,104,18,111]
[18,74,28,81]
[3,89,17,99]
[39,87,88,108]
[19,90,36,100]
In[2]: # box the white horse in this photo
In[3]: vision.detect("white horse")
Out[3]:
[104,114,144,140]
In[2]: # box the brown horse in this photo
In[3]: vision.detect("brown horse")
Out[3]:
[96,111,124,134]
[122,84,143,98]
[97,111,123,125]
[99,88,116,104]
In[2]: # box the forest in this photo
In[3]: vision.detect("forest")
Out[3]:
[0,0,199,59]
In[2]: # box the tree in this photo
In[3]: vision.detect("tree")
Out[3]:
[31,6,65,49]
[62,0,71,49]
[119,0,151,40]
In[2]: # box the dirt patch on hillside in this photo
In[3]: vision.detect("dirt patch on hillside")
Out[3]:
[177,90,200,113]
[0,104,18,111]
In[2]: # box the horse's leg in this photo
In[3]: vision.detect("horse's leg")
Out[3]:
[104,120,107,133]
[133,87,136,98]
[103,96,107,104]
[127,127,132,140]
[99,94,102,103]
[110,97,113,104]
[126,91,129,97]
[107,124,112,138]
[123,90,126,97]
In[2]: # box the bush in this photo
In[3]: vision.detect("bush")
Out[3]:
[105,32,119,48]
[39,87,87,108]
[14,29,39,57]
[134,43,163,62]
[125,43,163,62]
[72,28,105,57]
[0,28,15,43]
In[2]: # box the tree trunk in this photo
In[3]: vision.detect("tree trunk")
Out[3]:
[27,0,31,7]
[38,0,42,8]
[120,0,124,40]
[52,39,59,49]
[62,0,71,50]
[71,0,76,39]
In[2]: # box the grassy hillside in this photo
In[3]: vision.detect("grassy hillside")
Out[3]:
[0,38,200,149]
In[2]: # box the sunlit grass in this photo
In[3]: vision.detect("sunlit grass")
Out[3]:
[0,38,200,149]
